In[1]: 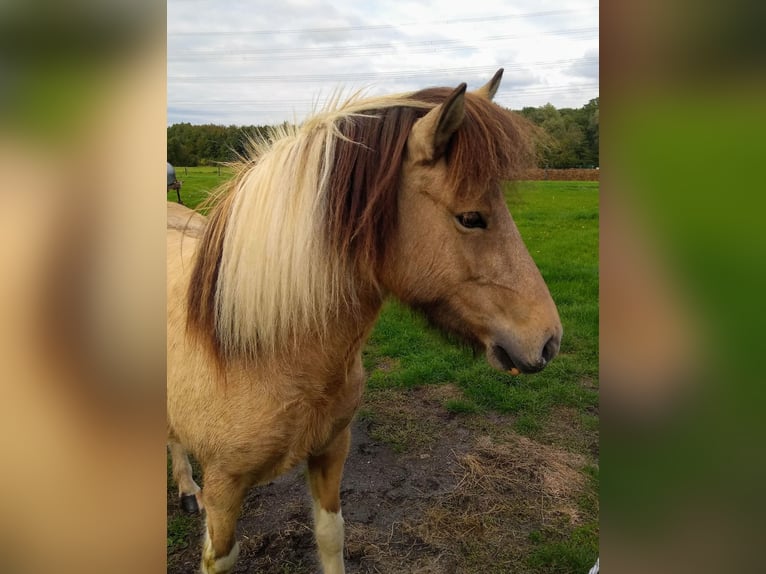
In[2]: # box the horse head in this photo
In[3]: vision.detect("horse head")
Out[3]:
[381,70,563,374]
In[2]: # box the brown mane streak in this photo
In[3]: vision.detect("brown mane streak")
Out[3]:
[326,105,422,278]
[186,190,235,364]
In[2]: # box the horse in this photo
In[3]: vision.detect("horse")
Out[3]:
[167,201,206,238]
[167,69,563,574]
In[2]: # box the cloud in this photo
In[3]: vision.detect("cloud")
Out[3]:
[167,0,599,125]
[566,48,599,80]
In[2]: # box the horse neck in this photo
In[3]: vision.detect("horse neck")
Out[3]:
[232,285,383,386]
[313,284,384,369]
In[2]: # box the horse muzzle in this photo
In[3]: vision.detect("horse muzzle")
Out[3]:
[486,330,561,375]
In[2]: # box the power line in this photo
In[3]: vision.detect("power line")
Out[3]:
[168,8,597,37]
[168,29,598,61]
[169,65,507,83]
[167,60,598,85]
[168,58,597,91]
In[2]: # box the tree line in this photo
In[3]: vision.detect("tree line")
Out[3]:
[518,98,599,168]
[167,98,598,169]
[167,123,271,168]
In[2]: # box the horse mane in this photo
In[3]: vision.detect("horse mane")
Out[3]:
[186,88,535,360]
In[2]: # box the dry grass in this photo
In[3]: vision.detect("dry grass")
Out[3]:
[357,384,596,571]
[406,434,590,572]
[341,395,594,573]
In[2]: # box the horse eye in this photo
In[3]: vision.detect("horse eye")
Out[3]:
[456,212,486,229]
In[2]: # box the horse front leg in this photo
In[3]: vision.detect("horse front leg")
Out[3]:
[307,426,351,574]
[200,469,248,574]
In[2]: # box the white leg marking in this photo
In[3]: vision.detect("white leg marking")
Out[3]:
[200,526,240,574]
[313,502,345,574]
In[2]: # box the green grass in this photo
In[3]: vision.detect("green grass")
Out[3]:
[526,524,599,573]
[167,513,197,551]
[168,166,234,212]
[444,398,480,414]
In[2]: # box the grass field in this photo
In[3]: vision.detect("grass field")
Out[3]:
[168,166,234,212]
[167,169,599,572]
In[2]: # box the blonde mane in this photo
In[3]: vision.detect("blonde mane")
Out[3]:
[186,89,534,360]
[187,93,432,359]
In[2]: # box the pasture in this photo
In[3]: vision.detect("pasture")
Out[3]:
[167,171,598,573]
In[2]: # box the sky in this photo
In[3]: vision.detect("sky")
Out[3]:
[167,0,598,126]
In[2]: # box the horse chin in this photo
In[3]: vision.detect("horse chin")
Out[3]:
[487,343,516,371]
[412,300,541,376]
[486,342,544,375]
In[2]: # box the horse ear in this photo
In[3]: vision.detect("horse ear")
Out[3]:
[474,68,504,101]
[409,83,467,162]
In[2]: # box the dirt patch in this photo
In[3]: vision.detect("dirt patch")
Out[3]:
[168,385,596,573]
[359,384,473,454]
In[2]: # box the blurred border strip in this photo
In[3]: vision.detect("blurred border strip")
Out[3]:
[602,0,766,572]
[0,1,167,572]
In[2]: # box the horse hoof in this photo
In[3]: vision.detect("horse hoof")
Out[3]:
[181,493,200,513]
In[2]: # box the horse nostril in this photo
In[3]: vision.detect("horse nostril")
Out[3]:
[541,335,558,364]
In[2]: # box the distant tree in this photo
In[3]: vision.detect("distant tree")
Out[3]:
[516,99,599,168]
[583,98,599,167]
[166,123,274,167]
[168,100,599,169]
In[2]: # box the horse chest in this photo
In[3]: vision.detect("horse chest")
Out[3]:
[302,374,364,457]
